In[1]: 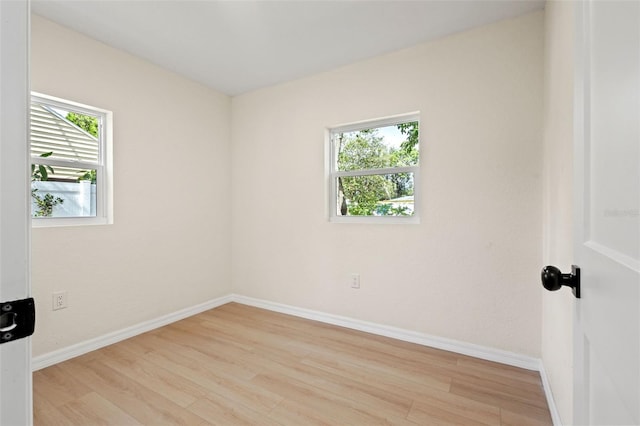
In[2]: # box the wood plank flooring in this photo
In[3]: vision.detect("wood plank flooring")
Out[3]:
[33,303,552,425]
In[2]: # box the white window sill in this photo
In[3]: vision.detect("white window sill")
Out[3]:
[329,215,420,225]
[32,216,111,228]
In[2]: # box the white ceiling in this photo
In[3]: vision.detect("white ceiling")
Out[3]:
[32,0,545,96]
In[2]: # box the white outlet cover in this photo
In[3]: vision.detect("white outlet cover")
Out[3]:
[52,291,67,310]
[350,274,360,288]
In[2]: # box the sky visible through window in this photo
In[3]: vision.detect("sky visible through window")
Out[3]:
[376,124,406,149]
[341,124,407,151]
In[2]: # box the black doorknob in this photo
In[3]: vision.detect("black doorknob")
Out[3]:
[541,265,581,298]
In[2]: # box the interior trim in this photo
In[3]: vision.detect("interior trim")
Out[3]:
[538,360,563,426]
[234,294,541,371]
[31,294,233,371]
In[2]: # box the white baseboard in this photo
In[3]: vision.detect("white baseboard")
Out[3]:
[233,295,561,424]
[539,361,563,426]
[231,294,541,371]
[31,294,234,371]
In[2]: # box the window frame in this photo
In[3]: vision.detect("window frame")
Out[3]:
[327,112,420,224]
[30,92,113,227]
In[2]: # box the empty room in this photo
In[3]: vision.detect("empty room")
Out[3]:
[0,0,638,425]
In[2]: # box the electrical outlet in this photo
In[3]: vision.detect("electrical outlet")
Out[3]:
[52,291,68,310]
[351,273,360,289]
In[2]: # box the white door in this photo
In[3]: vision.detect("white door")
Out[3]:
[573,1,640,424]
[0,0,32,424]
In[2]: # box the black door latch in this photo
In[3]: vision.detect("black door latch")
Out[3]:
[0,298,35,344]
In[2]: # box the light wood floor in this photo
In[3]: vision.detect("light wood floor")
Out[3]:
[34,303,552,425]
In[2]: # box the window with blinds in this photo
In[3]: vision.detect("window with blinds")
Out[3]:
[30,92,112,225]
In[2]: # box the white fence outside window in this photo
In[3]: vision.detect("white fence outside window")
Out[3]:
[31,180,96,217]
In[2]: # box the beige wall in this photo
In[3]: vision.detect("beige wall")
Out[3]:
[31,11,549,366]
[542,1,575,423]
[31,16,232,356]
[231,12,544,356]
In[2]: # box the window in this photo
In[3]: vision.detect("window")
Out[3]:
[328,113,420,223]
[30,92,112,226]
